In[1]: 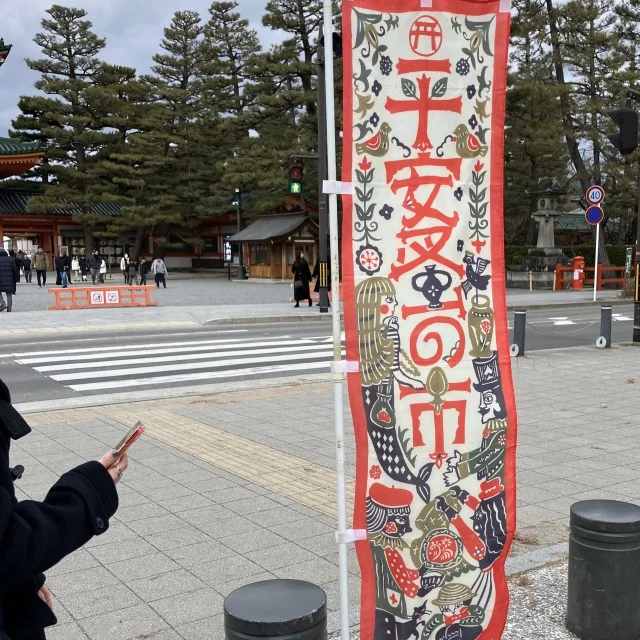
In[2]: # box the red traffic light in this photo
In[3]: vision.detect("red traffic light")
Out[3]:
[289,165,303,181]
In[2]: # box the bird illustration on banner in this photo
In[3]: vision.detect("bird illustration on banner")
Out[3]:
[357,122,392,157]
[452,124,488,159]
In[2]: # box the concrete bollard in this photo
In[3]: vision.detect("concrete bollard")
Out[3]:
[567,500,640,640]
[511,310,526,357]
[598,305,612,348]
[224,579,327,640]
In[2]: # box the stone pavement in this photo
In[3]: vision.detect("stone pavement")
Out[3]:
[11,343,640,639]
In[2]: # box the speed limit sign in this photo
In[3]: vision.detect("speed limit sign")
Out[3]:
[585,185,605,206]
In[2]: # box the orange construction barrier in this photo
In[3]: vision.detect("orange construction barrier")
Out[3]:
[48,285,158,311]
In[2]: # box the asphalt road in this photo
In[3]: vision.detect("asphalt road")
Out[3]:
[0,304,634,404]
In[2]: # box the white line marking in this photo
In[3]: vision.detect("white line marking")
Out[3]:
[15,337,300,364]
[553,320,576,326]
[51,349,344,382]
[548,317,569,321]
[34,344,335,372]
[68,361,332,392]
[613,316,632,321]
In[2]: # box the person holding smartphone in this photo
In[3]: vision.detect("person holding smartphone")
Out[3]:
[0,378,129,639]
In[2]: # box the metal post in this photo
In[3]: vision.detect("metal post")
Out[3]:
[635,211,640,343]
[513,310,526,358]
[317,28,329,314]
[594,222,600,303]
[236,188,246,280]
[600,305,612,349]
[322,2,349,639]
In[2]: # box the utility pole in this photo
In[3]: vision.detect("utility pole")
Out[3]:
[607,89,640,342]
[317,27,330,313]
[235,187,247,280]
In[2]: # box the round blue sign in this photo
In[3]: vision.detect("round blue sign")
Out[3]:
[585,205,604,226]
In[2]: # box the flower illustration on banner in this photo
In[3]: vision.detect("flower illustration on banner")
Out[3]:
[469,160,489,253]
[469,115,478,130]
[372,79,382,97]
[380,55,393,76]
[467,85,477,99]
[356,245,383,276]
[454,187,464,202]
[481,320,491,334]
[355,157,380,244]
[456,59,470,76]
[370,112,380,127]
[380,204,394,220]
[385,522,398,534]
[369,465,382,480]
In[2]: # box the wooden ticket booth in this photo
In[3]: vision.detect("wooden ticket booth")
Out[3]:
[228,214,319,280]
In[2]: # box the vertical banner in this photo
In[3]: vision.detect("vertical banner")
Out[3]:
[341,2,516,639]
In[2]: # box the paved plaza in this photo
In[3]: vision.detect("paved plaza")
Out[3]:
[9,343,640,639]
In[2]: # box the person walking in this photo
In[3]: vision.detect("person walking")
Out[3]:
[71,256,81,283]
[22,254,32,284]
[100,258,107,284]
[127,260,138,286]
[13,251,23,284]
[0,378,126,639]
[0,249,18,312]
[33,248,48,288]
[120,254,129,284]
[54,251,71,288]
[89,250,101,285]
[292,253,312,308]
[138,258,148,285]
[152,257,168,288]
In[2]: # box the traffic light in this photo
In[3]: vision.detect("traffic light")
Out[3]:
[289,163,303,195]
[608,107,639,156]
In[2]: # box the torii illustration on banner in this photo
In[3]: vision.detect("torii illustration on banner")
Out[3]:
[340,1,516,639]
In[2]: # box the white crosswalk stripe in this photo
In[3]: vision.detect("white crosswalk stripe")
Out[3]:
[13,334,345,393]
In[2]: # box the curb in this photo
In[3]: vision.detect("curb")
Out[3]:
[204,300,630,325]
[205,313,341,325]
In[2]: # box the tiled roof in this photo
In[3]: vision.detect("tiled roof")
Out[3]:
[0,138,42,156]
[228,214,317,242]
[0,189,121,217]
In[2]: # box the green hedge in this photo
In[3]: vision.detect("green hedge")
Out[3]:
[505,245,631,268]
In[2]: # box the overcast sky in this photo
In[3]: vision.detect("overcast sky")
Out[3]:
[1,0,282,136]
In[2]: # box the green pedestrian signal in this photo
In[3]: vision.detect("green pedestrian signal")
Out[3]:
[289,163,303,196]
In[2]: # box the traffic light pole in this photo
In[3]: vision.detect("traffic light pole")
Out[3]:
[317,29,330,314]
[235,188,246,280]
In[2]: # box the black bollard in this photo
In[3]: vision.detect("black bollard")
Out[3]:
[512,310,526,357]
[599,305,612,348]
[567,500,640,640]
[224,579,327,640]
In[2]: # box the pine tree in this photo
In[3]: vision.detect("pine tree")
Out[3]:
[139,10,208,255]
[505,0,568,244]
[11,4,109,252]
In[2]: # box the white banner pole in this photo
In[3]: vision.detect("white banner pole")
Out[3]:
[594,223,600,302]
[323,2,351,639]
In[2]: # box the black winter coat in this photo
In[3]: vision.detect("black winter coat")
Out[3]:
[0,379,118,639]
[292,260,312,301]
[53,256,70,273]
[0,252,18,295]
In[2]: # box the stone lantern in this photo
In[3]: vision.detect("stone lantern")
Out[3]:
[530,178,566,252]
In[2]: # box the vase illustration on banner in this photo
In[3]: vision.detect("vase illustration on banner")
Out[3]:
[468,295,494,357]
[412,265,453,310]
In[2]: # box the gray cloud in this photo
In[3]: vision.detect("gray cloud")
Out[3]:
[1,0,281,135]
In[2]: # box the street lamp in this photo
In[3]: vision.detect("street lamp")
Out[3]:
[234,188,247,280]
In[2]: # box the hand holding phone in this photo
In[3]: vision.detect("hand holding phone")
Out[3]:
[98,422,145,485]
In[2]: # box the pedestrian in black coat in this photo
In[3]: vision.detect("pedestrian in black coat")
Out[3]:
[54,252,70,288]
[292,254,312,308]
[0,250,18,312]
[0,378,126,639]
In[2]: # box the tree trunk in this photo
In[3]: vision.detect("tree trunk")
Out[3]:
[83,225,95,255]
[545,0,590,194]
[130,227,147,262]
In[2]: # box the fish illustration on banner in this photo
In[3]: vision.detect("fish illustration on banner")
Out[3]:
[341,2,516,639]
